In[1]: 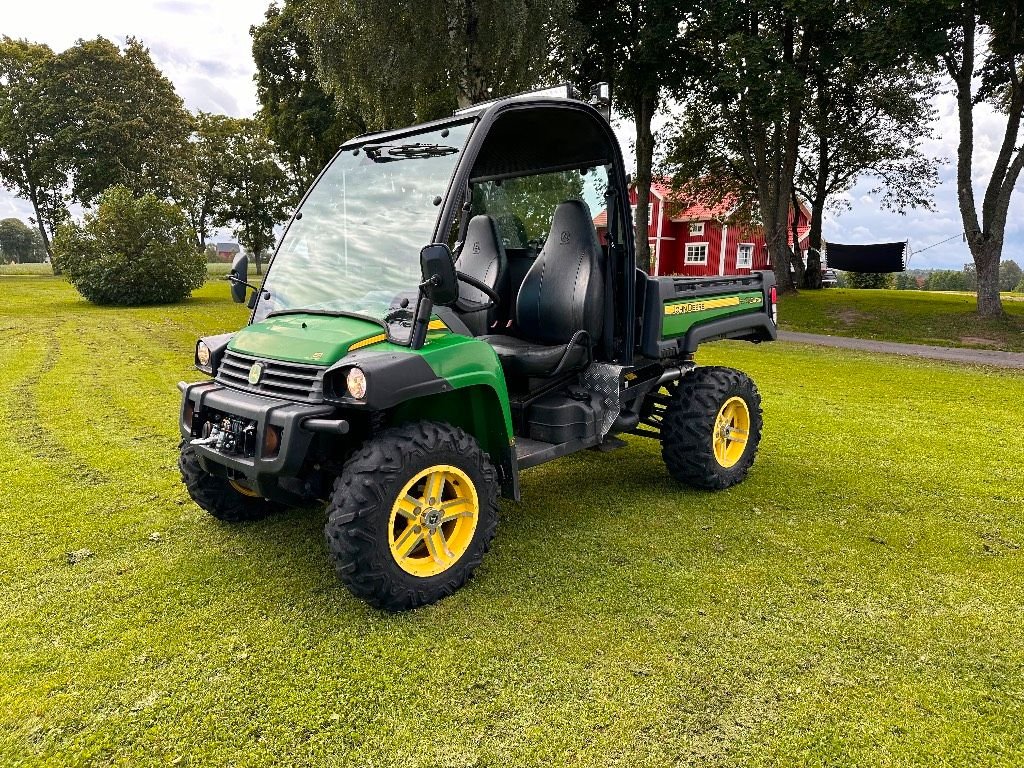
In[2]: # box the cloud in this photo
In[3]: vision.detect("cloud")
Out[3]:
[153,0,206,14]
[178,76,242,116]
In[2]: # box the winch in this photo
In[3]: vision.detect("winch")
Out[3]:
[191,415,256,456]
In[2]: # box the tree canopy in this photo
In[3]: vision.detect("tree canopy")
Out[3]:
[302,0,569,129]
[558,0,694,274]
[252,1,367,190]
[214,118,292,274]
[0,217,45,262]
[0,37,68,264]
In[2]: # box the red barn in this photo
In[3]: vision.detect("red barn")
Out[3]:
[596,181,811,277]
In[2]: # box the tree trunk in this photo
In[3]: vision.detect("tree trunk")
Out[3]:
[633,90,657,275]
[945,9,1021,318]
[457,0,486,108]
[29,196,59,276]
[804,120,828,289]
[973,241,1003,317]
[804,200,824,289]
[789,189,805,286]
[765,223,793,292]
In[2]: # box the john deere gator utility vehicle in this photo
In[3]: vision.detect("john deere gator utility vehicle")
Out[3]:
[178,84,777,611]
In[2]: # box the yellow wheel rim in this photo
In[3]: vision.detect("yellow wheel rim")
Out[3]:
[388,464,479,578]
[713,396,751,469]
[230,479,260,498]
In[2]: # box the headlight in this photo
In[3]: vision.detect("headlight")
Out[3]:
[196,341,212,367]
[346,367,367,399]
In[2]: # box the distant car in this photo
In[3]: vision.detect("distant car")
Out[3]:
[821,269,839,287]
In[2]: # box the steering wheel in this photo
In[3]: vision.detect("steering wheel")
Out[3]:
[456,271,500,312]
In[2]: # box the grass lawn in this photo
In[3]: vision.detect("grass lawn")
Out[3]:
[780,288,1024,352]
[2,277,1022,767]
[0,262,236,278]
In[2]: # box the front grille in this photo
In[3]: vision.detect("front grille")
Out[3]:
[216,349,325,402]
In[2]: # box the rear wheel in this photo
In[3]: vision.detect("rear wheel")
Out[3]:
[660,366,763,490]
[178,439,282,522]
[324,422,499,611]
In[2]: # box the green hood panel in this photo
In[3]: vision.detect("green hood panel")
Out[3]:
[228,313,385,365]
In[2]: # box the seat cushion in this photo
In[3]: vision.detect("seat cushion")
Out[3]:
[480,334,588,378]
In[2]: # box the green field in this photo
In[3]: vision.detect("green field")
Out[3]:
[2,277,1022,766]
[1,262,237,278]
[780,288,1024,351]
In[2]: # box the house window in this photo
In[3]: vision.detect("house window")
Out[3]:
[685,243,708,264]
[689,222,705,236]
[737,243,754,268]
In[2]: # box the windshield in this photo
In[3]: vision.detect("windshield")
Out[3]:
[253,121,473,323]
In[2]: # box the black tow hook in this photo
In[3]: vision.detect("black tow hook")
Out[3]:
[302,418,350,436]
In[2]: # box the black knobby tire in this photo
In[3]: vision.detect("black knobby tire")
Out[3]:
[324,421,499,612]
[660,366,763,490]
[178,439,282,522]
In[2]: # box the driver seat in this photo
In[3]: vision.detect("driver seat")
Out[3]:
[481,200,604,378]
[455,215,508,336]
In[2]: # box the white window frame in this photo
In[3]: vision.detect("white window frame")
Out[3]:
[689,221,705,236]
[736,242,755,269]
[685,242,709,265]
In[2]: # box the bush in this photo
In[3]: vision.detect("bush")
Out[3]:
[53,185,205,305]
[843,271,893,289]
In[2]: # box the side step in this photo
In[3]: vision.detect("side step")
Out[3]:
[514,435,600,469]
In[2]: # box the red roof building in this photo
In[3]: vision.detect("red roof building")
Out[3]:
[596,181,811,277]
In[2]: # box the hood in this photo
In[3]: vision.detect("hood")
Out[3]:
[228,313,387,366]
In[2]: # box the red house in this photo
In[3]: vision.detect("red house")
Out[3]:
[596,182,811,277]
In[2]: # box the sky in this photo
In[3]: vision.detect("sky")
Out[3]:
[1,0,1021,270]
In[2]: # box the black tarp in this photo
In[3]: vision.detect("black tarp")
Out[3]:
[825,242,906,273]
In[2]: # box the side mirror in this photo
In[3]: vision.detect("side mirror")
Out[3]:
[419,244,459,306]
[229,253,249,304]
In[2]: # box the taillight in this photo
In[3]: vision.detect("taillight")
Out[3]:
[769,286,778,325]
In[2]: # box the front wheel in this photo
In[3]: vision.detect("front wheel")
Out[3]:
[660,366,763,490]
[178,439,282,522]
[324,422,499,611]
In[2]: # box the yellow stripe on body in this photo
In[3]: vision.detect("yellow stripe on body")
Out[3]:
[664,296,741,316]
[347,319,449,352]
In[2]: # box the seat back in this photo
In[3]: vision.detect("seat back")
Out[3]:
[515,200,605,346]
[456,215,508,335]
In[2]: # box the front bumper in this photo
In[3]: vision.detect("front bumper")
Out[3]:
[179,381,336,497]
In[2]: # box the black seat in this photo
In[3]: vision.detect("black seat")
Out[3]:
[481,200,604,377]
[455,215,508,336]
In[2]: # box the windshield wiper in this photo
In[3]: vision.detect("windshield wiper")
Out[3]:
[266,308,386,328]
[363,143,459,163]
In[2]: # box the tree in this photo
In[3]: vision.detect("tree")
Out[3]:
[49,37,193,206]
[893,272,919,290]
[999,259,1022,292]
[0,37,69,269]
[252,2,367,190]
[304,0,568,129]
[796,57,940,289]
[560,0,693,274]
[52,185,206,305]
[216,119,292,275]
[662,0,840,291]
[173,112,237,249]
[936,0,1024,316]
[0,217,44,262]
